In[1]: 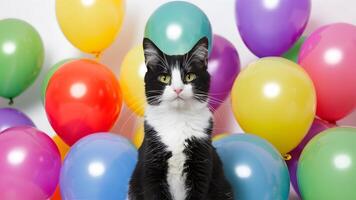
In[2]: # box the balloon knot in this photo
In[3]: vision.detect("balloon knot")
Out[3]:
[283,153,292,161]
[94,52,102,62]
[8,98,14,105]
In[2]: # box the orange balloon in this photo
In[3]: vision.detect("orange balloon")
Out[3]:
[45,59,122,146]
[53,135,70,161]
[51,135,70,200]
[51,186,61,200]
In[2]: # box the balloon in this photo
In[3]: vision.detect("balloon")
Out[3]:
[41,59,75,103]
[283,36,306,63]
[235,0,311,57]
[121,35,240,115]
[212,133,229,142]
[52,187,62,200]
[0,107,35,133]
[145,1,212,55]
[120,45,146,116]
[298,127,356,200]
[52,135,69,200]
[208,35,240,110]
[213,134,290,200]
[45,59,122,146]
[60,133,137,200]
[0,127,61,200]
[298,23,356,122]
[286,118,334,196]
[0,18,44,100]
[56,0,125,55]
[231,57,316,154]
[53,135,70,161]
[132,124,144,149]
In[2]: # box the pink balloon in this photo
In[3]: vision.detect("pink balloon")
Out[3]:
[0,127,61,200]
[298,23,356,122]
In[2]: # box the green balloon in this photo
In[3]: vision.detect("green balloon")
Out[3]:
[41,58,74,103]
[145,1,212,55]
[298,127,356,200]
[282,36,306,62]
[0,18,44,100]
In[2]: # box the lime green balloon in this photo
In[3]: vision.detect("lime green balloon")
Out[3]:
[144,1,212,55]
[282,36,306,62]
[41,59,74,103]
[298,127,356,200]
[0,18,44,99]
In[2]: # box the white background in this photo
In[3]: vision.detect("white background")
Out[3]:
[1,0,356,199]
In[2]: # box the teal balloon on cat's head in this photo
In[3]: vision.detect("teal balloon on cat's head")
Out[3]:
[144,1,212,55]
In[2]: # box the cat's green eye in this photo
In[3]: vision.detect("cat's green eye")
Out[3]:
[158,75,171,84]
[185,73,197,82]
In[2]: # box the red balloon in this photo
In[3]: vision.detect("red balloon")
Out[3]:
[298,23,356,122]
[45,59,122,146]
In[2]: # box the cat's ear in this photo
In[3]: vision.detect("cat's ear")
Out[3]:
[187,37,209,68]
[143,38,164,68]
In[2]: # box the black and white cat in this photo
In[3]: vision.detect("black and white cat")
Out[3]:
[128,37,233,200]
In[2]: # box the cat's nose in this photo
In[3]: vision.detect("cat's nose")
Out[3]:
[174,88,183,94]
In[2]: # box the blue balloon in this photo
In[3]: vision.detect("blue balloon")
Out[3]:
[213,134,290,200]
[60,133,137,200]
[145,1,212,55]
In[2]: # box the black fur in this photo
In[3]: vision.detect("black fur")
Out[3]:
[128,38,233,200]
[129,122,173,199]
[143,37,211,105]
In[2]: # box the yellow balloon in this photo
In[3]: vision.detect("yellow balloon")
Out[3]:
[132,124,144,148]
[120,45,146,116]
[231,57,316,154]
[56,0,125,54]
[53,135,70,161]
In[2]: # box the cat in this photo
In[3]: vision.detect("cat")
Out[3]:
[128,37,233,200]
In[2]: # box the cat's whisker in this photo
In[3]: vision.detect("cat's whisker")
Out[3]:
[130,38,233,200]
[194,94,226,104]
[195,88,231,95]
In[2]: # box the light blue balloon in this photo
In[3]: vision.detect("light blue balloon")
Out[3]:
[145,1,212,55]
[213,134,290,200]
[60,133,137,200]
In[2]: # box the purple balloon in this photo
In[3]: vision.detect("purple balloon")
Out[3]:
[0,127,61,200]
[286,118,334,196]
[235,0,311,57]
[0,108,35,133]
[208,35,240,110]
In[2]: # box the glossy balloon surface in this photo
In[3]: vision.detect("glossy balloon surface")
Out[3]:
[214,134,290,200]
[208,35,240,110]
[45,59,122,146]
[235,0,310,57]
[231,57,316,154]
[0,18,44,99]
[41,58,75,103]
[298,127,356,199]
[60,134,137,200]
[56,0,125,54]
[0,108,35,133]
[283,36,306,63]
[286,118,334,195]
[120,45,146,116]
[145,1,212,55]
[0,127,61,200]
[298,23,356,122]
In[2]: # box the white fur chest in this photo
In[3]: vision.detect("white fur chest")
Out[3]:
[145,105,212,200]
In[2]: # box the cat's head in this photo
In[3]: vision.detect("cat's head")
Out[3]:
[143,37,210,110]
